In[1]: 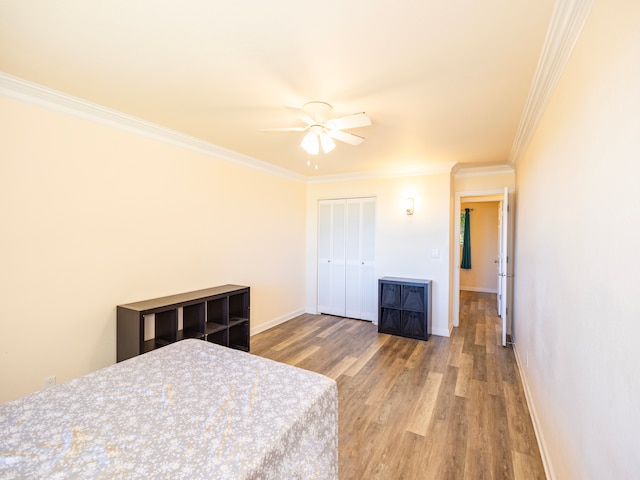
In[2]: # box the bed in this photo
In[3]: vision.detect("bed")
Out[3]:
[0,339,338,479]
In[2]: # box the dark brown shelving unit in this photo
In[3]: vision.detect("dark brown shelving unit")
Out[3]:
[378,277,432,341]
[182,302,206,341]
[117,285,250,362]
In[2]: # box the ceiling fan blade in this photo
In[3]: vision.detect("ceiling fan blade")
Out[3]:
[260,126,308,132]
[327,112,371,130]
[284,106,315,125]
[328,129,365,146]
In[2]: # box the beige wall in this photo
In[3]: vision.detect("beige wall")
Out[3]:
[514,0,640,478]
[453,168,515,192]
[460,201,499,292]
[306,172,452,336]
[0,95,307,402]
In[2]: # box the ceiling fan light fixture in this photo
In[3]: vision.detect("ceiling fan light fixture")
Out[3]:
[301,131,319,155]
[320,133,336,153]
[264,101,371,155]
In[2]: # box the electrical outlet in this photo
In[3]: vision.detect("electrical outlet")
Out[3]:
[44,376,56,389]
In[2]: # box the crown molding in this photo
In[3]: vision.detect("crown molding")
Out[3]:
[306,162,457,185]
[0,72,307,183]
[508,0,595,166]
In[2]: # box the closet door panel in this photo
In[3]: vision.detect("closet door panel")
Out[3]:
[317,262,332,314]
[345,200,362,319]
[359,198,377,320]
[317,202,332,260]
[331,202,346,261]
[361,199,376,262]
[329,202,346,316]
[345,201,361,261]
[317,202,332,314]
[318,200,346,316]
[359,263,377,320]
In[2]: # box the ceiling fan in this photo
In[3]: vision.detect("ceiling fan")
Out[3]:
[262,101,371,155]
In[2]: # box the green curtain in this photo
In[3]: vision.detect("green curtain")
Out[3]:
[461,208,471,269]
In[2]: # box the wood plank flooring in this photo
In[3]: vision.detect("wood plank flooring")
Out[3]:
[251,291,545,479]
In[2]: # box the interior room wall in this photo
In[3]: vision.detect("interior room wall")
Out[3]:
[453,168,515,192]
[305,172,452,337]
[459,201,499,292]
[0,94,307,403]
[513,0,640,477]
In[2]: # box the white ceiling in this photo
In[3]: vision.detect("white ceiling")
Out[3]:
[0,0,556,178]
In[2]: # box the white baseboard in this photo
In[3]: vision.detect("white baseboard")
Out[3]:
[253,309,451,339]
[431,327,451,337]
[250,309,305,336]
[512,344,555,480]
[460,286,498,293]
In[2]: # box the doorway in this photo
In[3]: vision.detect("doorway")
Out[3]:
[459,200,500,295]
[453,189,513,345]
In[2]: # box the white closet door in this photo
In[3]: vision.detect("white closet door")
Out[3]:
[360,198,377,320]
[329,202,346,316]
[317,202,333,314]
[345,200,361,319]
[345,198,377,320]
[317,200,346,316]
[319,197,375,321]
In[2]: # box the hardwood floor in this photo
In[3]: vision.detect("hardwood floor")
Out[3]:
[251,291,546,479]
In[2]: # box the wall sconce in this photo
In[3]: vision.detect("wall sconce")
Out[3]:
[405,197,414,215]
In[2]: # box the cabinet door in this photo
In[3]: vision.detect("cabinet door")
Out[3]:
[402,311,426,339]
[318,200,346,316]
[401,284,428,339]
[402,284,426,312]
[379,307,402,334]
[380,282,401,308]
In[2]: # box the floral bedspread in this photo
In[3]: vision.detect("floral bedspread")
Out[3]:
[0,339,338,479]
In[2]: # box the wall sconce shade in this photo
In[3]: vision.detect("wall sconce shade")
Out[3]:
[406,197,414,215]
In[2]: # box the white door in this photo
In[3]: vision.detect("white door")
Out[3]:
[345,198,376,321]
[360,199,377,320]
[318,198,376,320]
[498,187,513,346]
[317,200,346,316]
[497,202,504,315]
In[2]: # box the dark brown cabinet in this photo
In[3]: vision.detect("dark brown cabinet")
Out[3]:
[378,277,431,340]
[117,285,250,362]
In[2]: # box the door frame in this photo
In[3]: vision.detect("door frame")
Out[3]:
[452,189,507,328]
